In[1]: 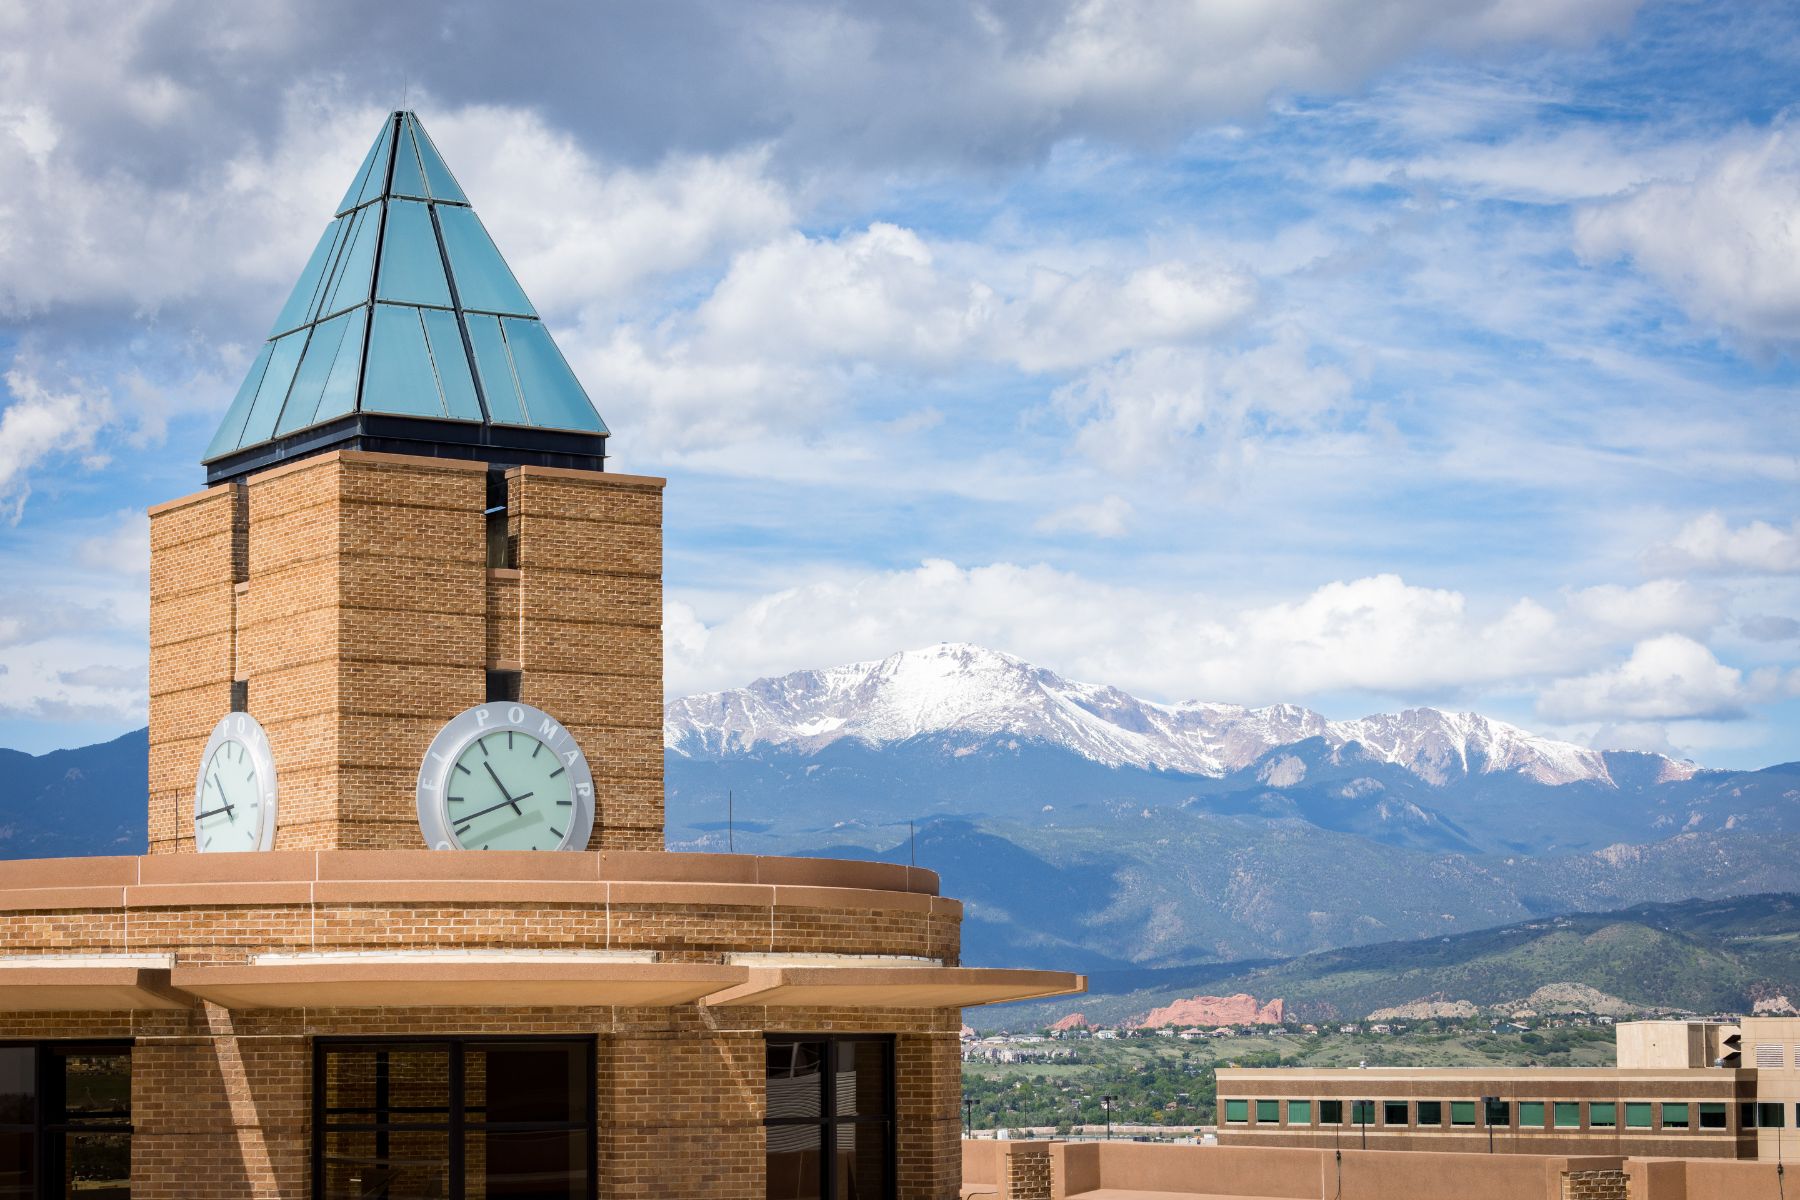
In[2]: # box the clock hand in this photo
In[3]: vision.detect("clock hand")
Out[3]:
[196,802,236,820]
[454,793,538,828]
[482,762,523,815]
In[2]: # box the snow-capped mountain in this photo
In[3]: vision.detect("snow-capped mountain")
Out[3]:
[664,642,1693,788]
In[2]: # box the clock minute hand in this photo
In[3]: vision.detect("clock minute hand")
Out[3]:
[482,762,524,815]
[454,792,538,828]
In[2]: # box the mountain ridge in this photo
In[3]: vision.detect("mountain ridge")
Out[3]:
[666,642,1700,789]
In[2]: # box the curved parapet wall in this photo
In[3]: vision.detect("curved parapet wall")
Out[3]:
[0,849,960,966]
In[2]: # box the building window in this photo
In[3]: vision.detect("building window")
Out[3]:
[1625,1103,1653,1129]
[1287,1100,1311,1125]
[1255,1100,1279,1124]
[1662,1104,1689,1129]
[1417,1101,1443,1126]
[1590,1103,1616,1128]
[765,1036,892,1200]
[1224,1100,1249,1124]
[1554,1103,1581,1129]
[1382,1101,1408,1126]
[1484,1100,1510,1128]
[315,1038,594,1200]
[1518,1102,1545,1128]
[485,669,522,703]
[1318,1100,1343,1124]
[1450,1102,1476,1127]
[1351,1101,1375,1126]
[0,1042,132,1200]
[1759,1103,1787,1130]
[1698,1103,1727,1130]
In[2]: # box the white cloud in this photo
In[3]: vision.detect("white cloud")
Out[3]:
[0,366,110,518]
[665,562,1739,713]
[1055,327,1354,480]
[1575,124,1800,342]
[1536,633,1789,722]
[76,510,149,578]
[1035,494,1133,539]
[1649,512,1800,575]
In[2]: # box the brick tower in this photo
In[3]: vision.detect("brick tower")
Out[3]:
[146,111,664,854]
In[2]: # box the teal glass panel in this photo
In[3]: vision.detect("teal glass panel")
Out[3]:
[204,342,274,459]
[1590,1103,1616,1128]
[269,216,349,337]
[276,311,355,435]
[390,122,429,199]
[411,118,467,203]
[362,304,446,417]
[1255,1100,1279,1123]
[237,330,309,447]
[1625,1103,1652,1129]
[1450,1102,1476,1126]
[337,118,393,214]
[1518,1102,1545,1128]
[1223,1100,1247,1124]
[1286,1101,1311,1125]
[1662,1104,1689,1129]
[420,308,481,421]
[376,200,452,307]
[322,206,379,318]
[502,319,606,432]
[312,309,367,424]
[1554,1102,1581,1128]
[436,206,534,316]
[465,314,526,424]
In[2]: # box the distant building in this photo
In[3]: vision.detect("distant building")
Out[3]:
[1216,1018,1800,1160]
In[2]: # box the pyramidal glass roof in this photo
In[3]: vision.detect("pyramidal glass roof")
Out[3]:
[204,112,607,468]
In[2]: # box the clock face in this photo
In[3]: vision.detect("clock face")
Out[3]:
[193,712,278,852]
[416,703,595,852]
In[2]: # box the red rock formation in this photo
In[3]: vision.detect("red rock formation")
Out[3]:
[1049,1012,1089,1031]
[1132,993,1284,1028]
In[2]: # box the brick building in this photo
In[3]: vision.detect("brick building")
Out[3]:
[0,111,1080,1199]
[1217,1018,1800,1161]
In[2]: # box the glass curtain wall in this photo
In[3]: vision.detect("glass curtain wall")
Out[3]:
[765,1036,893,1200]
[314,1038,593,1200]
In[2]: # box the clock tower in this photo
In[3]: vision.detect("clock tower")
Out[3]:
[147,111,665,854]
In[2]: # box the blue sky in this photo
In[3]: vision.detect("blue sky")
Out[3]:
[0,0,1796,768]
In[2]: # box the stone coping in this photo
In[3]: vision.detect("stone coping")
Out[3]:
[702,966,1085,1008]
[0,849,945,912]
[175,959,742,1009]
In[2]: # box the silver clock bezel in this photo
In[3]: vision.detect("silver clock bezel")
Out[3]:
[415,702,597,852]
[193,711,279,852]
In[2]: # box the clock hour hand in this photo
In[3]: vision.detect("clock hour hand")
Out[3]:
[196,802,236,821]
[482,761,524,815]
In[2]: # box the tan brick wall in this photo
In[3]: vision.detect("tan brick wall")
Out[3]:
[148,452,667,853]
[147,484,242,853]
[510,465,664,850]
[1562,1168,1630,1200]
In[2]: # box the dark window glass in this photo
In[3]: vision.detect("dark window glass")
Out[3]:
[318,1039,591,1200]
[765,1036,892,1200]
[767,1123,822,1200]
[1318,1100,1343,1124]
[1416,1101,1442,1126]
[0,1043,133,1200]
[1698,1104,1727,1130]
[1383,1101,1408,1126]
[1760,1103,1787,1130]
[1742,1103,1757,1129]
[1484,1100,1510,1127]
[1351,1100,1375,1125]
